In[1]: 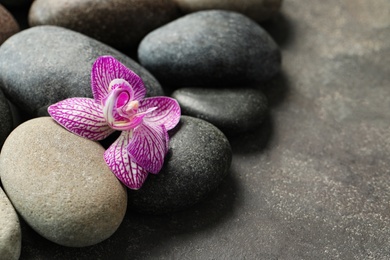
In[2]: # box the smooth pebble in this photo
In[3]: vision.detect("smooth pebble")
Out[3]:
[0,117,128,247]
[0,4,19,45]
[29,0,179,50]
[172,87,268,135]
[138,10,281,88]
[0,187,21,260]
[128,116,232,214]
[0,26,163,116]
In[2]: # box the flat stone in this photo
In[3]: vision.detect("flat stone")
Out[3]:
[0,187,21,260]
[127,116,232,214]
[28,0,179,50]
[138,10,281,88]
[0,117,128,247]
[172,87,268,135]
[0,4,19,45]
[173,0,282,22]
[0,25,163,117]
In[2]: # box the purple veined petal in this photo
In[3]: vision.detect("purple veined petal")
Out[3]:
[48,98,114,141]
[91,56,146,103]
[128,123,168,174]
[104,130,149,190]
[139,97,181,130]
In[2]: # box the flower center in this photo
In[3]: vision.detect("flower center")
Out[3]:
[102,79,143,131]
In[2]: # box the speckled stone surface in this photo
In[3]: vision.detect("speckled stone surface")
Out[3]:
[0,26,163,117]
[10,0,390,258]
[0,4,19,45]
[0,187,21,260]
[128,116,232,214]
[138,10,281,88]
[173,0,282,22]
[28,0,179,50]
[0,117,127,247]
[172,87,268,135]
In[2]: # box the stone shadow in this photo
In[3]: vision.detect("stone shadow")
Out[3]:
[19,168,240,259]
[261,13,295,48]
[229,71,289,155]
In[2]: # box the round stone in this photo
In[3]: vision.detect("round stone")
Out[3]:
[0,187,21,260]
[138,10,281,88]
[0,4,19,45]
[0,117,128,247]
[172,87,268,135]
[28,0,179,50]
[173,0,282,22]
[0,25,163,117]
[128,116,232,214]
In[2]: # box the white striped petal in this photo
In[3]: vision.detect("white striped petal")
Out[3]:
[48,98,114,141]
[127,123,168,174]
[91,56,146,103]
[104,131,149,190]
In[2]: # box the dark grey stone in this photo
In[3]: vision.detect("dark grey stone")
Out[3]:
[127,115,232,214]
[0,26,163,116]
[172,87,268,135]
[28,0,179,50]
[0,89,12,147]
[138,10,281,88]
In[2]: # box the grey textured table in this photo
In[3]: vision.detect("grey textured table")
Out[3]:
[12,0,390,259]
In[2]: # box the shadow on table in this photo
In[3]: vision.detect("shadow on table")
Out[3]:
[229,71,290,155]
[261,12,295,48]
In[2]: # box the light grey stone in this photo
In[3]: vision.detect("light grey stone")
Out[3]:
[0,187,21,260]
[0,117,127,247]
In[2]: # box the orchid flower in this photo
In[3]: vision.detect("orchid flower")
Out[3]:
[48,56,181,189]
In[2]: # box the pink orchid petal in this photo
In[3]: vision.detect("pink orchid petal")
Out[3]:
[139,97,181,130]
[91,56,146,103]
[48,98,114,141]
[128,123,168,174]
[104,131,149,190]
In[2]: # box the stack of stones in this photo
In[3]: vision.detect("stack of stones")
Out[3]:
[0,0,282,256]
